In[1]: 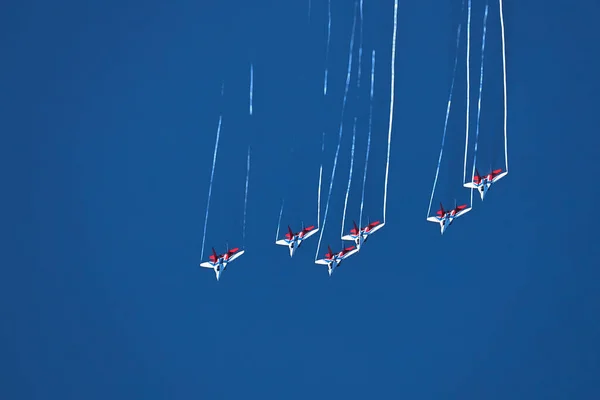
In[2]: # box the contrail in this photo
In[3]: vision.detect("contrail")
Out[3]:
[243,146,251,247]
[249,64,254,115]
[323,0,332,95]
[275,200,284,241]
[357,0,364,89]
[200,116,222,261]
[341,118,357,238]
[499,0,509,173]
[315,1,358,260]
[426,0,466,218]
[382,0,398,224]
[469,4,489,184]
[359,50,375,229]
[462,0,472,184]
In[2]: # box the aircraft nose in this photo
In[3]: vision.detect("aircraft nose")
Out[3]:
[328,268,333,276]
[215,269,221,281]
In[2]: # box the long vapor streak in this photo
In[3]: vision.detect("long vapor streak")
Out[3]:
[462,0,472,183]
[308,0,311,20]
[243,146,251,247]
[315,2,358,260]
[499,0,509,173]
[341,119,357,238]
[275,200,284,241]
[357,0,364,89]
[382,0,398,224]
[426,0,465,217]
[317,132,324,228]
[317,165,322,228]
[469,4,488,183]
[323,0,332,95]
[200,116,222,261]
[359,50,375,229]
[249,64,254,115]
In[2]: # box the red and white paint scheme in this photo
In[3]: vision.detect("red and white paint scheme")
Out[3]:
[315,245,359,276]
[341,220,384,250]
[427,203,471,235]
[464,168,507,200]
[276,224,319,258]
[200,246,245,281]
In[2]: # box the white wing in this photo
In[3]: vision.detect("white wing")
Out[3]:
[341,234,355,241]
[227,250,245,263]
[455,207,472,218]
[275,239,289,246]
[463,182,479,189]
[200,262,214,269]
[491,171,508,183]
[315,259,330,265]
[427,216,440,223]
[340,248,359,260]
[302,228,319,240]
[368,223,385,234]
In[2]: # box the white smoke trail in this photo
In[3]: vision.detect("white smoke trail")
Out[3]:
[357,0,364,89]
[243,146,251,247]
[275,200,284,241]
[200,116,222,261]
[341,119,357,238]
[249,64,254,115]
[426,0,466,217]
[462,0,472,183]
[315,1,358,260]
[382,0,398,223]
[469,4,488,184]
[359,50,375,229]
[499,0,508,173]
[324,0,332,95]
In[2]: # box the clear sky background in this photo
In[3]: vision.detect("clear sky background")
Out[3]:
[2,0,599,398]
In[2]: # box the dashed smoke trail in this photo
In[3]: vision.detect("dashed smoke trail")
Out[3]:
[315,1,358,260]
[243,146,251,247]
[469,4,489,183]
[426,0,466,218]
[499,0,509,173]
[462,0,473,183]
[200,116,222,261]
[324,0,332,96]
[382,0,398,223]
[249,64,254,115]
[341,118,357,238]
[359,50,375,229]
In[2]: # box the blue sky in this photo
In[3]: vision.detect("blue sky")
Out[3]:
[2,0,600,398]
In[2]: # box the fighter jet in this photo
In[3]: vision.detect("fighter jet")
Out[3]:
[341,220,384,250]
[200,246,245,281]
[315,245,359,276]
[276,224,318,257]
[427,203,471,235]
[464,168,507,200]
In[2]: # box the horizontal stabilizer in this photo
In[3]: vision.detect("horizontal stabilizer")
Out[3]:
[302,228,319,240]
[228,250,245,263]
[492,171,508,183]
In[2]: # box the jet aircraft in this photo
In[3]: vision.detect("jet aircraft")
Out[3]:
[427,203,471,235]
[341,220,384,250]
[276,224,318,257]
[200,246,245,281]
[464,168,507,200]
[315,245,359,276]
